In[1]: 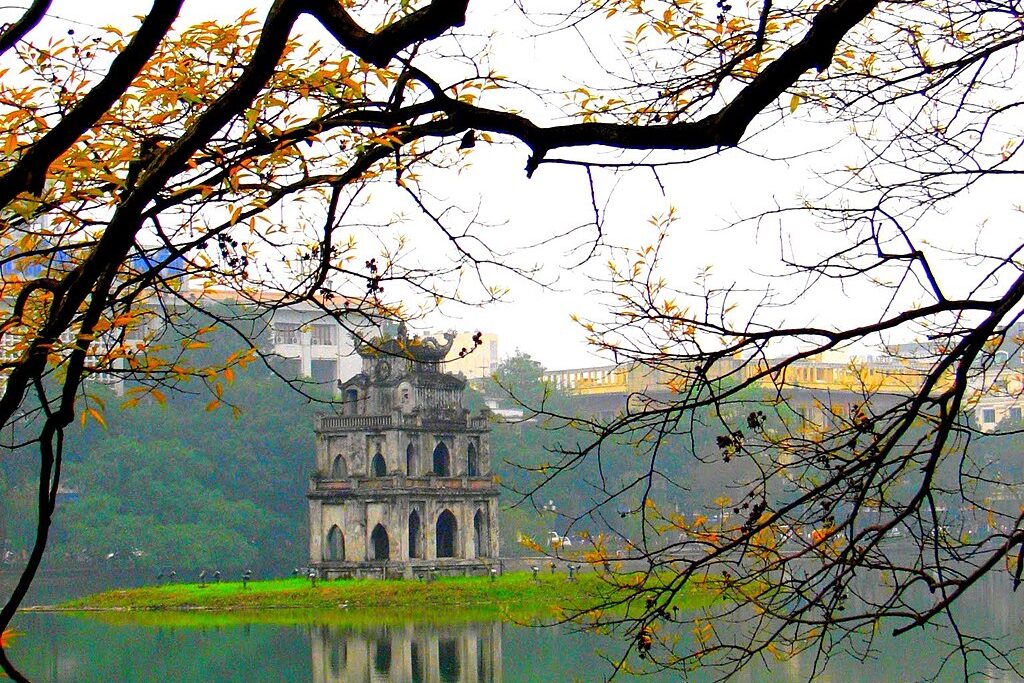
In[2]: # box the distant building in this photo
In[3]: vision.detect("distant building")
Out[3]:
[971,371,1024,431]
[543,351,945,426]
[308,326,499,579]
[264,301,363,384]
[482,398,525,423]
[171,285,369,384]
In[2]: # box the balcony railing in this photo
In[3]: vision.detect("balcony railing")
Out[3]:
[317,414,393,431]
[311,474,497,493]
[316,412,491,432]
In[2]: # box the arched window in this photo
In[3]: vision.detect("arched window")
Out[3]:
[371,452,387,477]
[326,525,345,561]
[406,442,416,476]
[370,524,390,561]
[474,509,486,558]
[436,509,457,558]
[467,443,479,477]
[344,388,359,415]
[409,510,422,559]
[432,441,451,477]
[331,455,347,479]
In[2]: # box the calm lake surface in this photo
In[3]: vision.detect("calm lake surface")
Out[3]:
[5,570,1024,682]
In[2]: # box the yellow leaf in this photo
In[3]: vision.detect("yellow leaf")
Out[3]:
[789,93,801,113]
[151,389,166,407]
[205,399,221,412]
[88,408,106,429]
[518,536,542,553]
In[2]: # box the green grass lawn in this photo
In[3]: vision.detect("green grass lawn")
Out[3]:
[56,571,713,625]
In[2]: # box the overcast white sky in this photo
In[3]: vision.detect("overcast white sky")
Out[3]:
[7,1,1019,371]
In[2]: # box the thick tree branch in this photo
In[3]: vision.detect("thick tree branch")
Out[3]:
[414,0,880,174]
[0,0,51,58]
[307,0,468,67]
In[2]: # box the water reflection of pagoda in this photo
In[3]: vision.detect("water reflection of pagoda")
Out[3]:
[308,326,500,578]
[311,623,503,683]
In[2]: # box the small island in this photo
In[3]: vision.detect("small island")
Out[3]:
[48,572,712,626]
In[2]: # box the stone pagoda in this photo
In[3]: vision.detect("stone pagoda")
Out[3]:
[308,325,499,578]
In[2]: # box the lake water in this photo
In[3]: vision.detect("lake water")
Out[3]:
[4,570,1024,682]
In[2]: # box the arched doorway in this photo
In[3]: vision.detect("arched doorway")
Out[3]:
[331,454,347,479]
[474,509,486,557]
[432,441,451,477]
[409,510,422,559]
[326,525,345,561]
[371,452,387,477]
[436,509,457,558]
[370,524,390,561]
[406,442,416,476]
[467,443,479,476]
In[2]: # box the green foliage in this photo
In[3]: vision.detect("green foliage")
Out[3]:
[487,352,551,409]
[32,322,318,572]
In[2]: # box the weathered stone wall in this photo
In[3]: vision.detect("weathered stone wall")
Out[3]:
[309,332,499,573]
[310,494,499,564]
